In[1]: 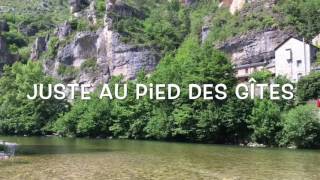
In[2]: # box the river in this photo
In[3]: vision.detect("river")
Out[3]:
[0,136,319,179]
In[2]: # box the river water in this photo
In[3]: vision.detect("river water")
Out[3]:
[0,136,319,179]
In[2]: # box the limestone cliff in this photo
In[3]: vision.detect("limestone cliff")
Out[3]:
[216,28,297,67]
[219,0,277,15]
[44,0,160,89]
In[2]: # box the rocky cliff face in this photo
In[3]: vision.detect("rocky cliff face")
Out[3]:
[31,36,49,60]
[216,28,296,66]
[44,1,160,89]
[219,0,277,15]
[0,20,9,32]
[0,36,18,74]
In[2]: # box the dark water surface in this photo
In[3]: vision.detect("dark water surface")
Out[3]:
[0,136,320,179]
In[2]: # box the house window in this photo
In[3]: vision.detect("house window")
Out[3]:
[297,60,302,67]
[286,49,292,62]
[245,68,248,73]
[253,67,257,72]
[297,73,303,79]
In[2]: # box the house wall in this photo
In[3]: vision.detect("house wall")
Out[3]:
[275,38,312,82]
[236,65,264,78]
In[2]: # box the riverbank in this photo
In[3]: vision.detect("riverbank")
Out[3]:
[0,135,304,150]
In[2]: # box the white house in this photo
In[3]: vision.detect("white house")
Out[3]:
[274,37,318,82]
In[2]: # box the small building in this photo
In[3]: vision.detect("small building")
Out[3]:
[274,37,318,82]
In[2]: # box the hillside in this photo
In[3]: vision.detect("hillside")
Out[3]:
[1,0,319,81]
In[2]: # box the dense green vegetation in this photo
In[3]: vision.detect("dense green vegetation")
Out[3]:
[0,62,68,135]
[108,0,190,54]
[277,0,320,40]
[296,72,320,103]
[250,70,273,83]
[52,37,319,148]
[0,0,70,62]
[281,104,320,148]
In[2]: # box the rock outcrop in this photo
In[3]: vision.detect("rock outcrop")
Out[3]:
[219,0,245,14]
[19,22,38,36]
[216,28,296,66]
[239,0,278,16]
[56,32,98,66]
[0,20,9,32]
[219,0,278,15]
[201,16,212,44]
[31,36,48,60]
[97,27,159,80]
[55,21,73,40]
[69,0,97,24]
[69,0,90,13]
[44,1,160,89]
[0,36,18,74]
[107,1,145,19]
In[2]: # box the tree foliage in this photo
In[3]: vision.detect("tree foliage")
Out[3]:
[249,99,282,145]
[281,104,320,148]
[297,72,320,102]
[278,0,320,40]
[0,62,69,135]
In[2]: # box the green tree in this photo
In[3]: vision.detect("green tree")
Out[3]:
[273,75,295,111]
[296,72,320,102]
[281,104,320,148]
[250,70,273,83]
[249,99,282,145]
[0,62,68,135]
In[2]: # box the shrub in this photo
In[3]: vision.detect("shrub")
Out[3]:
[0,62,69,135]
[96,0,106,16]
[281,104,320,148]
[70,18,90,31]
[296,72,320,102]
[249,99,282,145]
[80,58,97,72]
[3,31,27,48]
[18,46,31,62]
[57,64,79,78]
[250,70,273,83]
[45,37,59,59]
[272,76,295,111]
